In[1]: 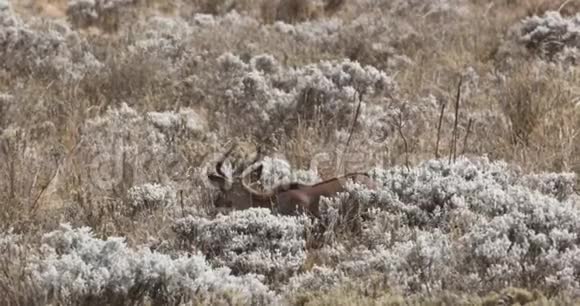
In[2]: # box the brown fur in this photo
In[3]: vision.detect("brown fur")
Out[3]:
[210,172,376,218]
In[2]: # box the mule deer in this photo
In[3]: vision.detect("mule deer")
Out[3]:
[207,148,377,217]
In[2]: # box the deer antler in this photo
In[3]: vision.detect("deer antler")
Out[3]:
[240,147,270,196]
[215,143,237,178]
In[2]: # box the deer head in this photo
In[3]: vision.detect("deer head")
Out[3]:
[207,145,270,210]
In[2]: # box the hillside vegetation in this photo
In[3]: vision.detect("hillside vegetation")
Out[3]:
[1,0,580,305]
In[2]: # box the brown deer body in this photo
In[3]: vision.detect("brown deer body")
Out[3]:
[208,149,376,217]
[274,173,375,217]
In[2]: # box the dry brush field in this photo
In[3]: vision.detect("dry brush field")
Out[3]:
[1,0,580,305]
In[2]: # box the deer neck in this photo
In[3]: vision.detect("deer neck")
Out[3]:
[248,192,276,209]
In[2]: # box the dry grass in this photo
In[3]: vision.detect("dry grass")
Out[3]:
[288,285,580,306]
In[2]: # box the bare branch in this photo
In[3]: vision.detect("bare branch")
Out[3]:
[450,77,462,165]
[435,99,446,159]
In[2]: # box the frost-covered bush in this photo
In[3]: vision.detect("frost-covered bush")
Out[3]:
[271,18,343,46]
[0,124,65,212]
[29,224,276,305]
[0,0,10,12]
[269,12,418,72]
[314,157,580,294]
[0,229,26,273]
[129,12,259,77]
[80,103,165,191]
[127,16,195,76]
[283,266,345,297]
[146,108,207,136]
[127,183,176,212]
[67,0,136,31]
[0,8,101,81]
[173,208,311,283]
[0,229,33,306]
[337,230,456,293]
[511,11,580,63]
[219,53,396,138]
[520,172,577,201]
[79,103,210,198]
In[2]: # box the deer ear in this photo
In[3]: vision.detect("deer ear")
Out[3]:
[253,164,263,179]
[243,164,263,184]
[208,174,226,188]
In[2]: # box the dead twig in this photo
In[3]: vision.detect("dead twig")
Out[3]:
[396,111,410,171]
[339,90,364,174]
[450,77,463,165]
[462,118,473,155]
[435,99,446,159]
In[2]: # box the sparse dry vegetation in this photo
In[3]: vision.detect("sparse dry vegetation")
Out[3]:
[1,0,580,305]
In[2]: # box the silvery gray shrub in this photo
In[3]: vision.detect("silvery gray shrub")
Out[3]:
[29,223,276,305]
[173,208,311,284]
